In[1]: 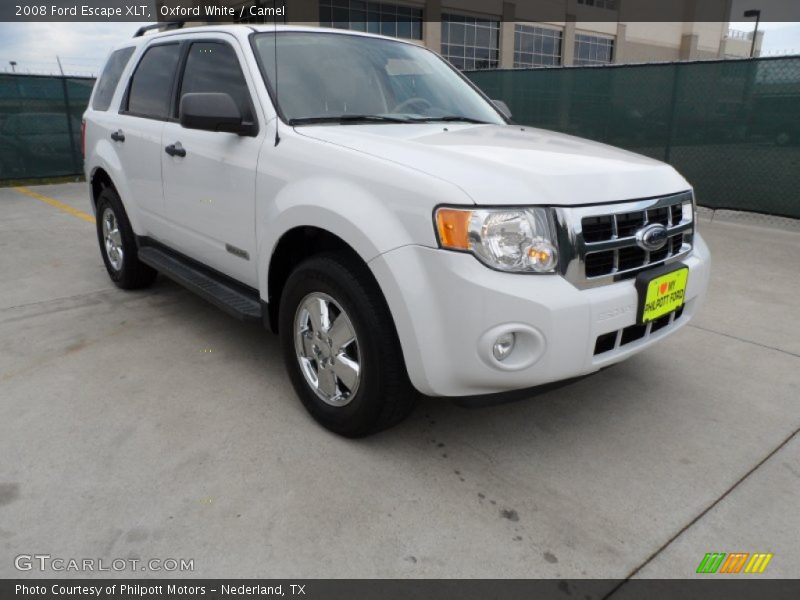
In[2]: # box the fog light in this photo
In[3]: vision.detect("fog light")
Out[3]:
[492,332,516,361]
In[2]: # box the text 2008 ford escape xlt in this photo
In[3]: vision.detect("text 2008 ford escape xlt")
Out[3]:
[83,25,710,436]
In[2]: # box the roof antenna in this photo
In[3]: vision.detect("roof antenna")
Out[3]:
[273,0,280,147]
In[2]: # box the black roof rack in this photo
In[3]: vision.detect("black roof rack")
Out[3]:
[133,21,186,38]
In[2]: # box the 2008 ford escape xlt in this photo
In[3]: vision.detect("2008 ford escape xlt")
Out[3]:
[83,25,710,436]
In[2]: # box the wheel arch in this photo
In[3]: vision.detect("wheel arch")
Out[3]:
[86,137,144,233]
[265,226,383,334]
[89,166,116,212]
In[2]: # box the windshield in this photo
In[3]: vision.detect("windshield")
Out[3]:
[252,31,505,125]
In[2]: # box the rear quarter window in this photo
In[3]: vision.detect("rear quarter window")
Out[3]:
[92,47,135,111]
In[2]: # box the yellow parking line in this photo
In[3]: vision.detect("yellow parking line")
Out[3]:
[13,186,95,224]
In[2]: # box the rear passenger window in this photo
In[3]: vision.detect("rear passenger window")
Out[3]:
[127,44,181,120]
[92,47,135,111]
[180,42,254,122]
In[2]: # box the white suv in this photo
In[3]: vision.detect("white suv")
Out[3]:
[83,25,710,436]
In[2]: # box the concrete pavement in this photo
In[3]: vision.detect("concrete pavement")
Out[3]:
[0,183,797,582]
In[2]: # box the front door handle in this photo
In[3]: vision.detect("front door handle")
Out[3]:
[165,142,186,158]
[110,129,125,142]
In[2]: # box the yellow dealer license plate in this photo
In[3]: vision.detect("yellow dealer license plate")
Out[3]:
[636,266,689,324]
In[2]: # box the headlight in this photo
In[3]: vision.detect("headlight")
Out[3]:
[435,207,559,273]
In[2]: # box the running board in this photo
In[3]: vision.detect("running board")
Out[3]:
[138,246,262,322]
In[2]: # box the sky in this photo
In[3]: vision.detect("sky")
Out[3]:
[0,22,150,76]
[740,22,800,55]
[0,20,798,77]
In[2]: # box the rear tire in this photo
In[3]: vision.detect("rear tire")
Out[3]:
[95,187,156,290]
[278,253,416,437]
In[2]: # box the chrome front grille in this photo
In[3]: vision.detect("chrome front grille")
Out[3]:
[554,191,695,289]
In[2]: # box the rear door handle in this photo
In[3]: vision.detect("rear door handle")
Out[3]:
[165,142,186,158]
[110,130,125,142]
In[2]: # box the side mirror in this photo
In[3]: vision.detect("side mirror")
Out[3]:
[492,99,512,119]
[179,92,256,136]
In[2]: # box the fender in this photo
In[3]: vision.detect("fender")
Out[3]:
[254,133,473,301]
[88,140,144,234]
[257,176,427,301]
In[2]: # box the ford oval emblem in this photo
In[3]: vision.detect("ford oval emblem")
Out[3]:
[635,223,668,252]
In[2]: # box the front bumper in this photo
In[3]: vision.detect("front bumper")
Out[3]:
[369,233,710,397]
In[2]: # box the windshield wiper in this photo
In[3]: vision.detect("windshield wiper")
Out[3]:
[409,116,491,124]
[289,115,413,125]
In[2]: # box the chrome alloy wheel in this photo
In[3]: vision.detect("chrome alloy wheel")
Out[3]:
[102,207,123,271]
[294,292,361,407]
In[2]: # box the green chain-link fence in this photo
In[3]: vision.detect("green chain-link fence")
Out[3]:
[0,74,94,182]
[3,61,800,218]
[467,56,800,219]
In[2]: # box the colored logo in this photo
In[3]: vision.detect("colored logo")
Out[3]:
[696,552,773,574]
[635,223,668,251]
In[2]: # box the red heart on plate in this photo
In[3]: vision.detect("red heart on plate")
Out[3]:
[660,282,669,294]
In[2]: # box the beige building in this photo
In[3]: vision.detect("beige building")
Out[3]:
[160,0,764,68]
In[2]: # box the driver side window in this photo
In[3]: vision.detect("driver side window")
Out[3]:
[179,41,254,123]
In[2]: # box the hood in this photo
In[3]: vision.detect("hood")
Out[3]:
[295,123,689,206]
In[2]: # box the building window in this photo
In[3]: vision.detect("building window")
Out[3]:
[573,33,614,65]
[441,14,500,70]
[577,0,618,9]
[319,1,423,40]
[513,24,562,67]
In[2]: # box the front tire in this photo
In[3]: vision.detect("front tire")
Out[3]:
[95,187,156,290]
[279,253,416,437]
